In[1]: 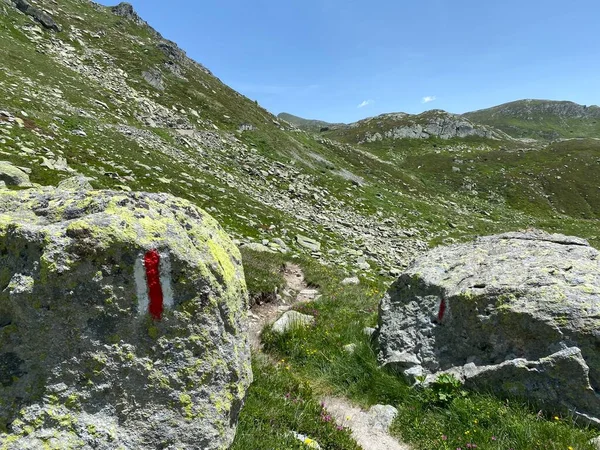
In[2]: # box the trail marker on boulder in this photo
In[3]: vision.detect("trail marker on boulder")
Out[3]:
[0,188,252,449]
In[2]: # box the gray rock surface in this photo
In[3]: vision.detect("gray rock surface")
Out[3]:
[342,276,360,285]
[272,310,315,334]
[377,230,600,424]
[356,111,507,143]
[367,404,399,431]
[0,188,251,449]
[296,234,321,252]
[142,68,165,91]
[57,175,93,191]
[12,0,61,31]
[0,160,32,186]
[241,242,275,253]
[440,347,600,425]
[109,2,146,26]
[323,397,409,450]
[363,327,376,338]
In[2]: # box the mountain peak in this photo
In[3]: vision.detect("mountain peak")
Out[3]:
[110,2,147,26]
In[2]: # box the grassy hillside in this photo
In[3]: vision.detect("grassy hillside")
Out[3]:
[277,112,343,132]
[464,99,600,140]
[4,0,596,274]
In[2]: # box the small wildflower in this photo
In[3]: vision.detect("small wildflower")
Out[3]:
[441,435,448,441]
[491,436,497,441]
[554,416,560,421]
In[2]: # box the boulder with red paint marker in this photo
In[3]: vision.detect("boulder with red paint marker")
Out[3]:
[0,188,251,449]
[377,230,600,426]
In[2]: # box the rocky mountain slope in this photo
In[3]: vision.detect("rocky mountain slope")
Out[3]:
[0,0,433,276]
[283,99,600,142]
[0,0,598,277]
[280,109,510,142]
[464,99,600,140]
[324,110,510,143]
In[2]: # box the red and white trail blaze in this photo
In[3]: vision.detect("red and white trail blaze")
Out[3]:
[135,250,174,320]
[144,250,164,320]
[437,298,447,322]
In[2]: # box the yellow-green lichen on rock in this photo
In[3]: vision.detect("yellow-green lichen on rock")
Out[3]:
[378,229,600,426]
[0,188,251,450]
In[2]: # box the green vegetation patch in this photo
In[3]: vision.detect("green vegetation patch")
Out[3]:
[251,258,597,450]
[240,247,287,306]
[232,355,359,450]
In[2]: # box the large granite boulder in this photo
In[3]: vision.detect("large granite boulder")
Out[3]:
[377,230,600,424]
[0,188,251,449]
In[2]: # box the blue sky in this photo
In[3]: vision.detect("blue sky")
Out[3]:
[103,1,600,123]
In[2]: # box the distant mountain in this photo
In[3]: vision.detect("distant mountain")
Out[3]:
[324,109,508,144]
[464,99,600,140]
[277,112,343,132]
[285,100,600,142]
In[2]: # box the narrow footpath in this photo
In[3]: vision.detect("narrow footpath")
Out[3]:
[247,263,411,450]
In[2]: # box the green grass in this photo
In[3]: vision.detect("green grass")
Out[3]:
[464,100,600,140]
[235,256,598,450]
[240,247,287,306]
[232,355,359,450]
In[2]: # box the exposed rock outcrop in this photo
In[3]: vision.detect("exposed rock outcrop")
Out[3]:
[57,175,93,191]
[0,160,32,187]
[358,111,505,142]
[0,188,251,449]
[377,230,600,424]
[110,2,147,27]
[109,2,211,77]
[142,68,165,91]
[11,0,60,31]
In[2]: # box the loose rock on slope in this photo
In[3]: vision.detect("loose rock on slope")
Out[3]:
[377,230,600,425]
[0,188,251,449]
[0,161,32,187]
[11,0,61,31]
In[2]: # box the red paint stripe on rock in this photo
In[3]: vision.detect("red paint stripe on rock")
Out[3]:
[144,250,164,320]
[437,298,446,322]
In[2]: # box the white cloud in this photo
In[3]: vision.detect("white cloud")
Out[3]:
[422,96,437,104]
[357,99,374,108]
